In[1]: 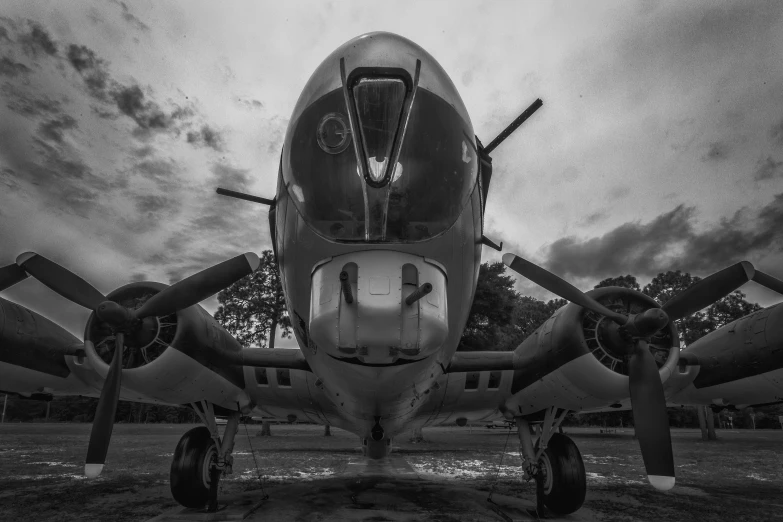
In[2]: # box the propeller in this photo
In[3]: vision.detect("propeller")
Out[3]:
[502,252,783,490]
[85,332,124,478]
[502,253,676,489]
[627,340,675,490]
[13,251,261,477]
[662,261,783,321]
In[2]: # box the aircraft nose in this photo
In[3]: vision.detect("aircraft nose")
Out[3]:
[309,251,448,364]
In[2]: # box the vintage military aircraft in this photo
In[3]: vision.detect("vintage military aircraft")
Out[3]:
[2,32,783,516]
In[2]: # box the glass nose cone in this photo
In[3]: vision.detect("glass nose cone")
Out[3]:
[352,77,406,183]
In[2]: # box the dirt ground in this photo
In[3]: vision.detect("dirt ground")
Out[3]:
[0,423,781,521]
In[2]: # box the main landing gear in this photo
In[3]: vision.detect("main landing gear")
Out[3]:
[170,401,241,511]
[516,407,586,516]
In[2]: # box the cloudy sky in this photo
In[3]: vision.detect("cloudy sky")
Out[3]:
[1,1,782,345]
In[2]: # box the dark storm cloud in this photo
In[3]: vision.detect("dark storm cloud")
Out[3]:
[702,141,729,161]
[545,195,783,280]
[66,44,112,101]
[131,158,179,189]
[581,211,607,226]
[4,90,62,116]
[607,186,631,200]
[21,140,104,216]
[0,26,10,42]
[0,167,21,192]
[0,56,31,77]
[234,97,264,111]
[753,156,783,181]
[37,115,77,143]
[771,118,783,147]
[0,119,123,217]
[187,125,224,151]
[133,194,172,214]
[64,44,197,136]
[19,22,57,57]
[130,272,148,282]
[132,145,155,158]
[211,163,251,191]
[116,1,150,32]
[112,84,169,131]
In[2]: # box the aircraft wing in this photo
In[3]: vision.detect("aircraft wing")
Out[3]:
[0,296,101,399]
[0,294,317,410]
[434,295,783,422]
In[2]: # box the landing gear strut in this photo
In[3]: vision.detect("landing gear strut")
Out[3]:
[170,401,240,511]
[516,407,585,516]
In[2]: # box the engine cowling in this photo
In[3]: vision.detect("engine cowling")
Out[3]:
[82,282,249,408]
[506,287,680,415]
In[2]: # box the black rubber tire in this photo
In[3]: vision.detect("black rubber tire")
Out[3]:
[539,433,586,515]
[170,426,217,508]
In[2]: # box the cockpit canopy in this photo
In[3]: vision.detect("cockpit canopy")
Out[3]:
[282,32,478,242]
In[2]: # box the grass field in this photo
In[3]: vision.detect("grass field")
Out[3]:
[0,423,781,521]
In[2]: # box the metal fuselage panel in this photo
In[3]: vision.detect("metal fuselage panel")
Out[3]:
[665,302,783,407]
[274,178,482,438]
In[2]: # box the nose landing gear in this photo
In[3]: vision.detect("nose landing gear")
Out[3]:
[371,416,384,441]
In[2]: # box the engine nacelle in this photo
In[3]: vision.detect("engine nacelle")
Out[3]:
[666,302,783,406]
[505,287,680,415]
[82,282,249,409]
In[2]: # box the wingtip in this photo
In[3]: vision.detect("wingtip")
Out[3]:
[648,474,675,491]
[84,463,104,478]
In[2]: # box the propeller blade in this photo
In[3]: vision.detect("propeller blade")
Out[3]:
[752,270,783,295]
[85,332,124,478]
[628,340,675,490]
[0,263,28,291]
[135,252,260,319]
[662,261,754,321]
[16,252,107,311]
[502,253,628,324]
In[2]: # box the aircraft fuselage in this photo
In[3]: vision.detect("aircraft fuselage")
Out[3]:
[272,32,483,451]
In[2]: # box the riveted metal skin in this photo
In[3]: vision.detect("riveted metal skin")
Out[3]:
[665,302,783,407]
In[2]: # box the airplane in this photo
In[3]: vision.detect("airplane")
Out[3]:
[2,31,783,517]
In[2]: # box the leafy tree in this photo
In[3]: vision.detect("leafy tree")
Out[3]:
[460,262,519,351]
[214,250,291,348]
[707,289,762,328]
[495,296,567,351]
[594,274,641,291]
[643,271,713,345]
[214,250,290,436]
[643,270,763,346]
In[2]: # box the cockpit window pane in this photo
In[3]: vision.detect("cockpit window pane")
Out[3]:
[284,87,477,242]
[284,89,366,240]
[353,78,406,183]
[385,88,477,241]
